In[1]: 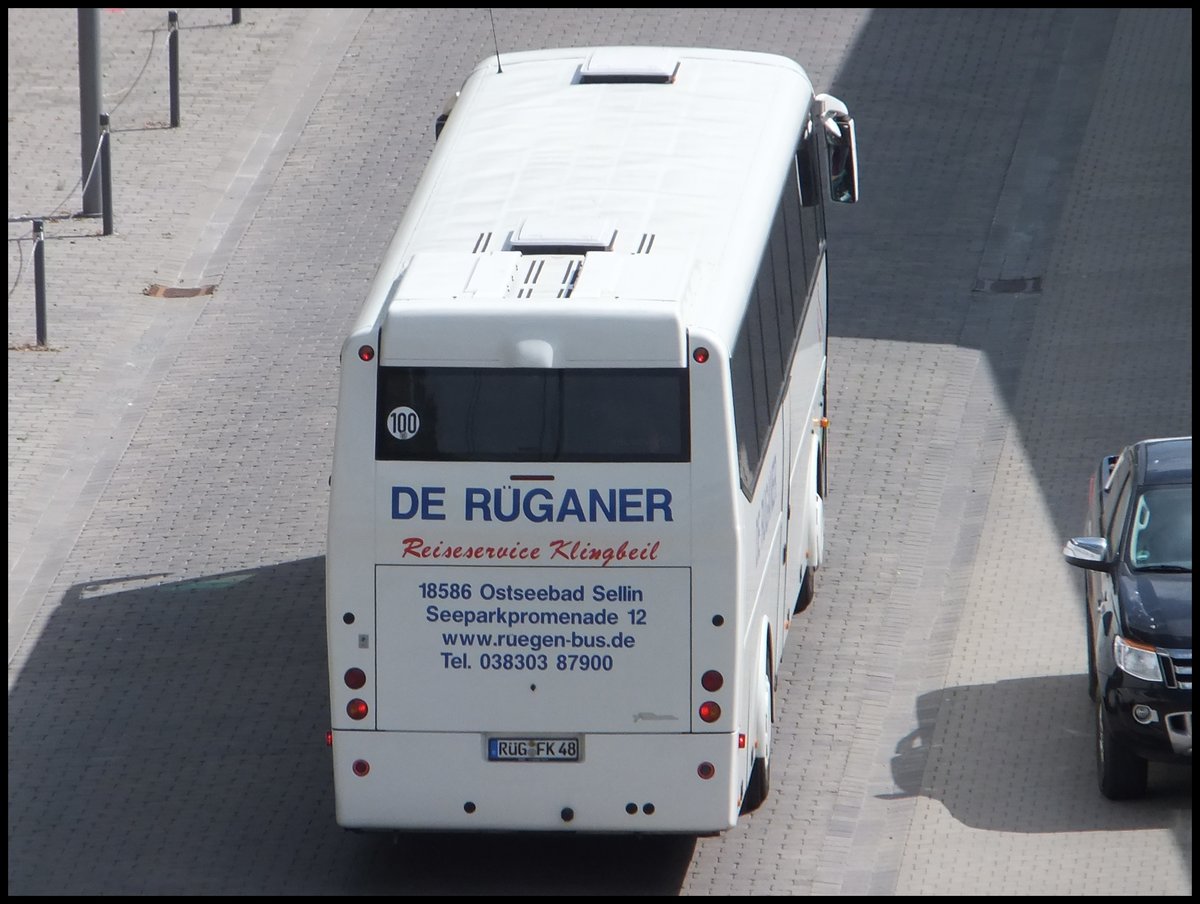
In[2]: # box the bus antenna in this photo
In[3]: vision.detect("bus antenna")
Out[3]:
[488,9,503,73]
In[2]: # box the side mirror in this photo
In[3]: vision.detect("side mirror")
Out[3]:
[1062,537,1113,572]
[814,93,859,204]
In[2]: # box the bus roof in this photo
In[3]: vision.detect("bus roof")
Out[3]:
[362,47,817,367]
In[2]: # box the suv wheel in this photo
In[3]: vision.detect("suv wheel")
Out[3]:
[1096,698,1148,800]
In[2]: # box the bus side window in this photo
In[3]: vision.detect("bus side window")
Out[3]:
[797,120,821,208]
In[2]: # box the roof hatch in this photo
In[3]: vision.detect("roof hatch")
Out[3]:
[510,217,616,255]
[578,47,679,84]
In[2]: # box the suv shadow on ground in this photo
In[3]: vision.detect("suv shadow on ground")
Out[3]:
[882,677,1191,844]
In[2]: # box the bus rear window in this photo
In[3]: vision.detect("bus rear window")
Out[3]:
[376,366,690,462]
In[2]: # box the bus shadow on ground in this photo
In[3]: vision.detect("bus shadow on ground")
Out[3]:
[7,559,695,895]
[883,676,1191,843]
[344,830,696,895]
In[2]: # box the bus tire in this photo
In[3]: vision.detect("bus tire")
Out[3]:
[794,566,815,614]
[743,747,770,814]
[741,651,774,814]
[810,489,825,571]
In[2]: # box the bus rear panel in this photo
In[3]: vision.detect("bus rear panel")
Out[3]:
[329,308,744,833]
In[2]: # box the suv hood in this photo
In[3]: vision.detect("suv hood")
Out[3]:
[1117,568,1192,649]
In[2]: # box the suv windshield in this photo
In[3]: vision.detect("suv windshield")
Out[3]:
[1128,484,1192,571]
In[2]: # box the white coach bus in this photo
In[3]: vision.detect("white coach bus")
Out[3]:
[326,46,859,834]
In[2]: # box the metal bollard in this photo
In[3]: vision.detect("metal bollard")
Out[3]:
[100,114,114,235]
[33,220,47,347]
[232,9,241,25]
[77,8,103,215]
[168,11,180,127]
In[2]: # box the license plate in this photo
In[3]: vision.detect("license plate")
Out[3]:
[487,737,581,762]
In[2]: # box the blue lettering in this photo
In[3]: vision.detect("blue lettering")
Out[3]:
[523,487,554,523]
[556,488,586,522]
[646,488,673,522]
[493,487,520,523]
[589,489,617,522]
[392,485,445,520]
[421,486,446,520]
[398,485,674,523]
[464,487,491,521]
[392,486,419,519]
[619,488,643,522]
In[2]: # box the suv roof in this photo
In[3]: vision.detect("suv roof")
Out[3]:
[1136,436,1191,486]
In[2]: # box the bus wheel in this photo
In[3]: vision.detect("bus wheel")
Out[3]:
[794,566,815,614]
[811,491,824,570]
[741,654,773,813]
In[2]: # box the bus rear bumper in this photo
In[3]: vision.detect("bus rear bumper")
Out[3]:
[330,729,743,833]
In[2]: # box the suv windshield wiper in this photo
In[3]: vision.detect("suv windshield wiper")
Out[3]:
[1136,564,1192,573]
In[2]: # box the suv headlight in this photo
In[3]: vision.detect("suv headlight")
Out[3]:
[1113,635,1164,683]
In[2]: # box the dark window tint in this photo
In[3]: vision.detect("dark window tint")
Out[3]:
[730,333,760,486]
[796,120,826,290]
[1129,485,1191,569]
[1103,454,1131,540]
[729,131,829,496]
[1107,472,1132,552]
[376,367,690,462]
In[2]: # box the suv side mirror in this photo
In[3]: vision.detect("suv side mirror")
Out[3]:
[1062,537,1113,572]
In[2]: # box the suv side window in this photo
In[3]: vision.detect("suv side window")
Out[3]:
[1100,450,1130,536]
[1106,471,1134,555]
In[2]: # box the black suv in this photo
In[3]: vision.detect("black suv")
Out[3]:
[1062,436,1192,799]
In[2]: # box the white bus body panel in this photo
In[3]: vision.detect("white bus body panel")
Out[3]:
[342,48,811,344]
[331,729,742,833]
[375,563,691,732]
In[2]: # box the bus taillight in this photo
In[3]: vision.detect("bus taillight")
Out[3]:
[344,668,366,689]
[698,701,721,723]
[697,762,716,780]
[352,759,370,777]
[701,670,723,691]
[347,699,369,720]
[358,345,375,361]
[692,347,710,364]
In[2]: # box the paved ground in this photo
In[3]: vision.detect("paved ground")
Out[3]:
[8,7,1191,896]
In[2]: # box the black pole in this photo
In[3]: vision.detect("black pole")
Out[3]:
[100,113,114,235]
[231,9,241,25]
[78,9,103,215]
[33,221,47,347]
[168,11,180,127]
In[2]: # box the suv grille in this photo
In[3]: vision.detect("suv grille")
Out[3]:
[1160,648,1193,690]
